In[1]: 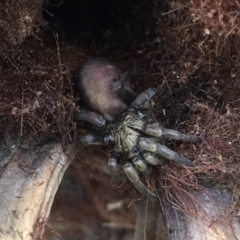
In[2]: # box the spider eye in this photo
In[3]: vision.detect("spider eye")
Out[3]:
[131,145,140,154]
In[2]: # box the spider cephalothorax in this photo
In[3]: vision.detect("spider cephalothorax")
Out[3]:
[75,57,199,198]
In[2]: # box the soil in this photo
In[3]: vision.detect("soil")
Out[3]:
[1,0,240,239]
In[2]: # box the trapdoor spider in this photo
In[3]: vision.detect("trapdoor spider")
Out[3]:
[75,57,199,198]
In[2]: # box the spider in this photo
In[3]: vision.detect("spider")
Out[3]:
[74,57,199,198]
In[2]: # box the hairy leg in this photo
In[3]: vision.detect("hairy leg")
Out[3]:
[108,149,124,182]
[138,137,194,167]
[73,110,106,127]
[78,132,114,146]
[124,163,157,198]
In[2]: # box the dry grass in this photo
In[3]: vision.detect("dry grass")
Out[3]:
[0,0,46,45]
[191,0,240,36]
[0,34,92,147]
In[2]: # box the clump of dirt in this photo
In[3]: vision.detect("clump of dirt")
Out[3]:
[0,0,80,146]
[0,37,88,147]
[191,0,240,36]
[0,0,46,45]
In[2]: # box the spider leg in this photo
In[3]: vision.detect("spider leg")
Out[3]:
[143,153,166,166]
[132,156,152,175]
[113,67,146,90]
[73,110,106,128]
[130,88,157,109]
[138,138,194,167]
[144,121,199,142]
[78,132,114,146]
[108,149,124,182]
[111,68,140,104]
[123,163,157,198]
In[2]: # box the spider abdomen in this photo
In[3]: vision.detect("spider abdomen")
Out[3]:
[79,57,127,121]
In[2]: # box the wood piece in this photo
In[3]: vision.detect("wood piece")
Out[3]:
[0,142,76,240]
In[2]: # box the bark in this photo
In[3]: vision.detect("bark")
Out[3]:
[132,189,240,240]
[133,199,168,240]
[167,189,240,240]
[0,141,76,240]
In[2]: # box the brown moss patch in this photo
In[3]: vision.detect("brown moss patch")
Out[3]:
[0,0,47,45]
[191,0,240,36]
